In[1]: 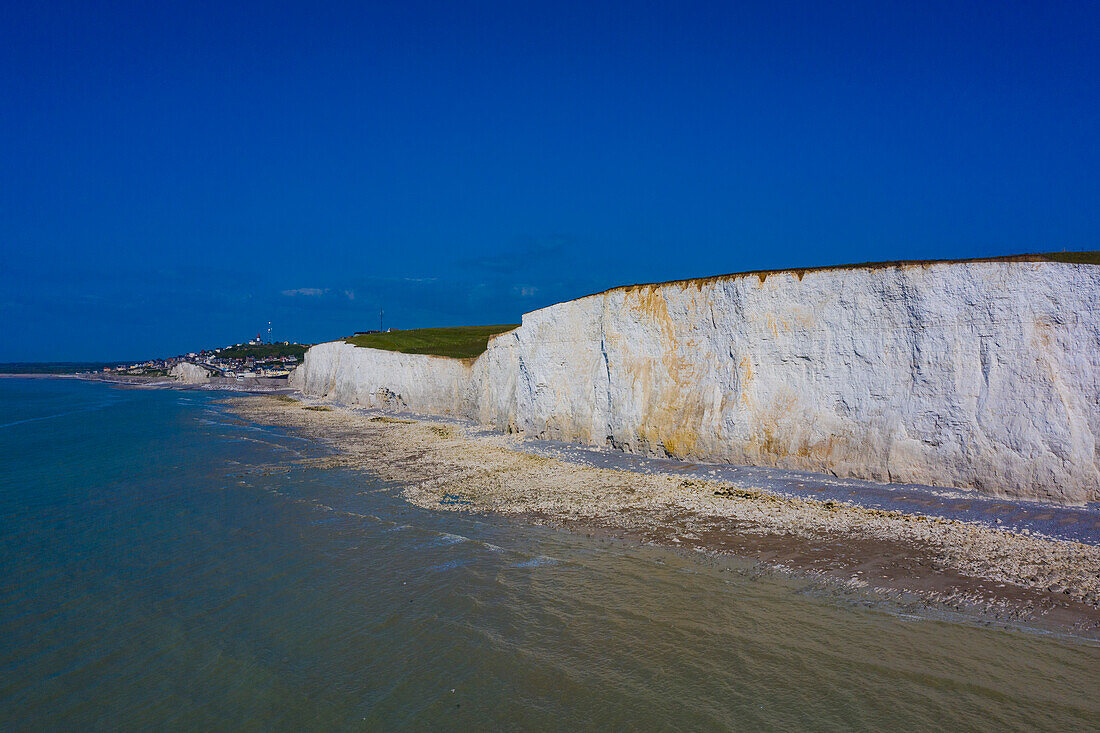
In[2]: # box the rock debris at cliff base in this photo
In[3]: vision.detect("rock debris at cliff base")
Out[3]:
[223,395,1100,634]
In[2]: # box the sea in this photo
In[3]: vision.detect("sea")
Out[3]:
[1,377,1097,730]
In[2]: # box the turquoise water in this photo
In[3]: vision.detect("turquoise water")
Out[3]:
[1,378,1097,730]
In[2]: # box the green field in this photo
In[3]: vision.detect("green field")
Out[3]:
[124,368,169,377]
[219,343,308,359]
[1041,251,1100,265]
[345,325,519,359]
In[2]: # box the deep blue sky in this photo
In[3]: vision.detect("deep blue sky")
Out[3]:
[2,1,1096,361]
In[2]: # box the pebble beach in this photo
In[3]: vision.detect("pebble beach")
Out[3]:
[226,394,1100,637]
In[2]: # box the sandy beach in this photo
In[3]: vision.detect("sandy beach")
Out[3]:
[224,394,1100,637]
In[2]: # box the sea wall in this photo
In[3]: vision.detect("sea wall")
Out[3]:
[292,260,1100,503]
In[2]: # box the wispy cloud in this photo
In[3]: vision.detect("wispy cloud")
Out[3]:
[281,287,329,297]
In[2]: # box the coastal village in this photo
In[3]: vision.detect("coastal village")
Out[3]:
[100,332,305,380]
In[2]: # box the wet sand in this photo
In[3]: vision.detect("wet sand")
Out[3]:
[224,394,1100,638]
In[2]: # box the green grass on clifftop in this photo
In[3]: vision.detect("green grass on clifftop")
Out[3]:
[1041,251,1100,265]
[593,250,1100,298]
[220,343,308,359]
[345,325,519,359]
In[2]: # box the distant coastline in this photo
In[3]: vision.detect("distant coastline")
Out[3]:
[77,371,293,393]
[0,362,119,375]
[0,367,293,393]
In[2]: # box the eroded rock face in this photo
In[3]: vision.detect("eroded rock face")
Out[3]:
[290,344,471,415]
[169,362,213,384]
[293,260,1100,503]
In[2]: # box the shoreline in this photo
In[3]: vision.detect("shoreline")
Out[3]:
[223,393,1100,639]
[71,372,295,393]
[518,435,1100,544]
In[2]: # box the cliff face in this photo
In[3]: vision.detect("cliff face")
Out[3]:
[169,362,213,384]
[292,260,1100,503]
[291,343,472,414]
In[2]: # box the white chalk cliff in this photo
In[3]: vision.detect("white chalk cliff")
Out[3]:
[292,258,1100,503]
[170,361,213,384]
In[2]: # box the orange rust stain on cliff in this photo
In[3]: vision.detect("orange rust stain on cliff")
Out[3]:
[627,285,676,338]
[742,393,799,460]
[795,434,838,461]
[765,313,793,338]
[623,286,707,459]
[739,356,753,405]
